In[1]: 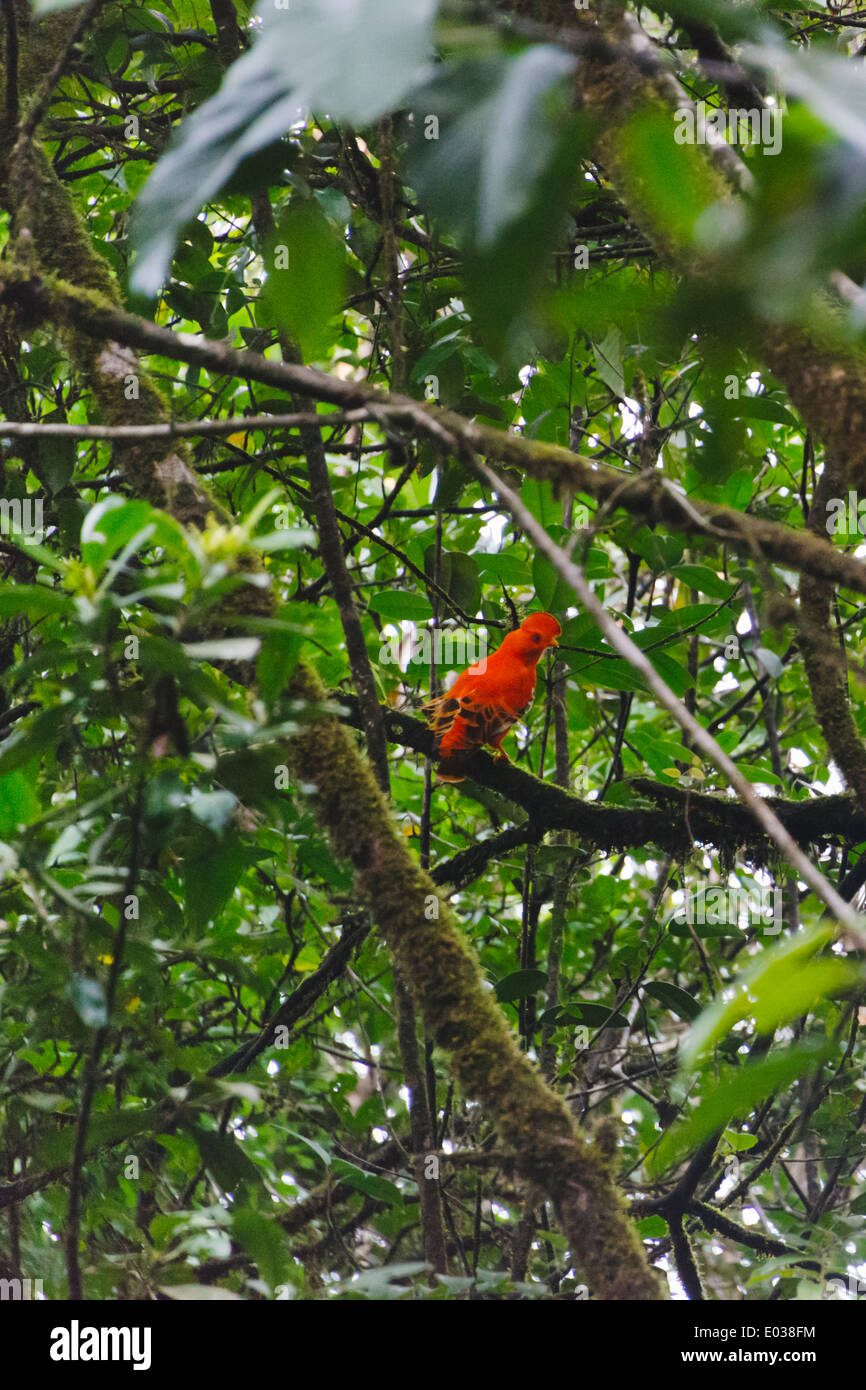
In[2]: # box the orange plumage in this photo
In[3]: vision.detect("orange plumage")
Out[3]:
[424,612,562,783]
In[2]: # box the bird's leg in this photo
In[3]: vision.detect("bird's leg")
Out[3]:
[488,730,512,761]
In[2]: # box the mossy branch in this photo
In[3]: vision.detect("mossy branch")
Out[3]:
[3,268,866,597]
[799,459,866,814]
[287,660,663,1300]
[344,696,866,864]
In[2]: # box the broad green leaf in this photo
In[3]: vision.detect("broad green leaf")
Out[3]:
[192,1127,262,1192]
[670,565,737,600]
[723,1128,758,1153]
[369,591,434,622]
[407,49,575,251]
[259,202,346,361]
[744,37,866,154]
[37,435,75,495]
[571,657,646,694]
[0,585,69,618]
[650,1042,834,1176]
[474,551,531,584]
[680,926,861,1073]
[331,1158,404,1207]
[185,836,246,931]
[753,646,784,679]
[592,327,625,397]
[130,0,435,293]
[0,704,71,777]
[189,789,237,834]
[0,771,41,833]
[643,982,701,1021]
[405,48,582,355]
[564,1003,630,1029]
[495,968,547,1002]
[232,1208,288,1290]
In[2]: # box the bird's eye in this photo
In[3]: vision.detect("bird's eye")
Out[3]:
[532,633,541,643]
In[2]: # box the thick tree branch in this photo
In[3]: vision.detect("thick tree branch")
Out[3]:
[345,697,866,861]
[286,661,663,1300]
[4,270,866,597]
[800,458,866,813]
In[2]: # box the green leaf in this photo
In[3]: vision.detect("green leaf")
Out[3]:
[37,1107,162,1166]
[185,836,246,931]
[0,770,41,833]
[649,1042,834,1176]
[405,49,582,357]
[250,527,316,552]
[408,49,575,251]
[32,0,84,12]
[744,36,866,155]
[80,497,186,575]
[369,591,434,622]
[532,525,571,613]
[192,1127,262,1193]
[571,657,646,694]
[636,1215,668,1238]
[0,704,70,777]
[424,549,480,614]
[331,1158,404,1207]
[0,585,69,618]
[728,394,797,426]
[333,1261,429,1298]
[257,628,304,705]
[495,968,547,1002]
[182,637,261,662]
[733,763,784,785]
[670,565,737,600]
[37,435,75,495]
[130,0,435,294]
[592,327,625,397]
[232,1208,288,1289]
[643,982,701,1021]
[681,926,861,1073]
[189,790,237,834]
[284,1128,331,1168]
[473,551,531,584]
[648,650,691,698]
[259,201,346,361]
[723,1128,758,1153]
[564,1003,630,1029]
[753,646,784,680]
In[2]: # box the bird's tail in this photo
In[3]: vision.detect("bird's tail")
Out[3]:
[435,755,468,784]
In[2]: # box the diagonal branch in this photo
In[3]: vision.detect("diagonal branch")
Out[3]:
[473,458,866,944]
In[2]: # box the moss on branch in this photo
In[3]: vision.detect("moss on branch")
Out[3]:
[287,661,663,1300]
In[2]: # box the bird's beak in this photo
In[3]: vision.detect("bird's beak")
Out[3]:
[550,638,559,648]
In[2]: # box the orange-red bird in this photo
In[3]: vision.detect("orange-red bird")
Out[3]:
[424,612,562,783]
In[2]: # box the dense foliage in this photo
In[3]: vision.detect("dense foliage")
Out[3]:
[3,0,866,1301]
